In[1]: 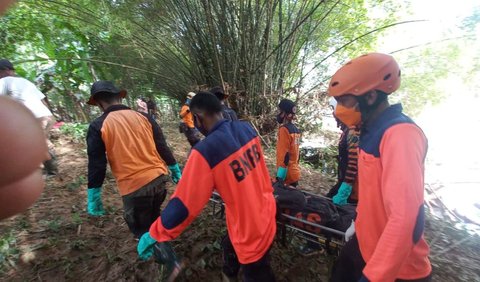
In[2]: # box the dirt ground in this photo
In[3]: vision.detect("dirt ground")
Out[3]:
[0,123,479,281]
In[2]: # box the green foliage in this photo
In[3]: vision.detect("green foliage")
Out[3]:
[301,144,338,175]
[66,176,87,191]
[0,232,19,274]
[60,123,89,141]
[3,0,461,132]
[0,1,98,122]
[385,8,480,118]
[69,240,87,251]
[16,216,31,230]
[71,212,83,226]
[392,43,461,116]
[40,218,63,233]
[381,3,480,117]
[2,0,404,132]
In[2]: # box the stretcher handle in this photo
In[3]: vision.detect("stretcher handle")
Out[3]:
[211,192,347,237]
[280,213,346,237]
[284,224,343,246]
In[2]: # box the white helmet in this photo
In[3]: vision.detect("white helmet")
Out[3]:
[187,92,196,99]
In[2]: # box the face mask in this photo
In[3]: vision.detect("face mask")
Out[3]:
[335,104,361,127]
[276,113,284,124]
[186,98,191,105]
[194,114,208,136]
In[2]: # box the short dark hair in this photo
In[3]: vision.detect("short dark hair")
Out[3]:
[94,91,121,104]
[190,91,222,114]
[0,59,14,71]
[209,86,226,101]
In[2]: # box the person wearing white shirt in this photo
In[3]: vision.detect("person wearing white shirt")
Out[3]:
[0,59,58,175]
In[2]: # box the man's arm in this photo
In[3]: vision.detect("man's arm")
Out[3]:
[87,122,107,188]
[179,106,189,119]
[143,114,176,166]
[362,124,427,281]
[275,126,291,181]
[149,149,214,241]
[276,127,291,168]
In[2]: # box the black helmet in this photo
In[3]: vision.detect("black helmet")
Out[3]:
[278,99,296,114]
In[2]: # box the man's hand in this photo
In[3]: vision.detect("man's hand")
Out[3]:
[332,182,352,206]
[87,187,105,216]
[168,164,182,184]
[276,167,287,181]
[345,220,355,242]
[137,232,157,260]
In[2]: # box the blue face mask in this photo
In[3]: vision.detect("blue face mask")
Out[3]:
[186,99,191,105]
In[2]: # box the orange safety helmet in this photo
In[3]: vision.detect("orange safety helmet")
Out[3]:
[328,53,401,97]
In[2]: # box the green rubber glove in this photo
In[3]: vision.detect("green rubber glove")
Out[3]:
[332,182,352,206]
[168,164,182,184]
[137,232,157,261]
[87,187,105,216]
[276,166,288,181]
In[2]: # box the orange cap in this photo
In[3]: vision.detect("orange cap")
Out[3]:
[328,53,401,97]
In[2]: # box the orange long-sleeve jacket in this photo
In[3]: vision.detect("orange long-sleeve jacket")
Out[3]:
[356,104,431,281]
[180,104,194,128]
[276,123,301,184]
[87,105,176,196]
[149,120,276,264]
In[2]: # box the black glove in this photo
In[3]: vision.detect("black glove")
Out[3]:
[153,242,183,281]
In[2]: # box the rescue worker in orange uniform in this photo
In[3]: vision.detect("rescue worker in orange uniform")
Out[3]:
[326,99,360,205]
[180,92,201,146]
[328,53,432,282]
[86,81,182,240]
[275,99,301,186]
[137,92,276,282]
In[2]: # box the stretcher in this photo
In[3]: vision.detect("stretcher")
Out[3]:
[209,189,356,256]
